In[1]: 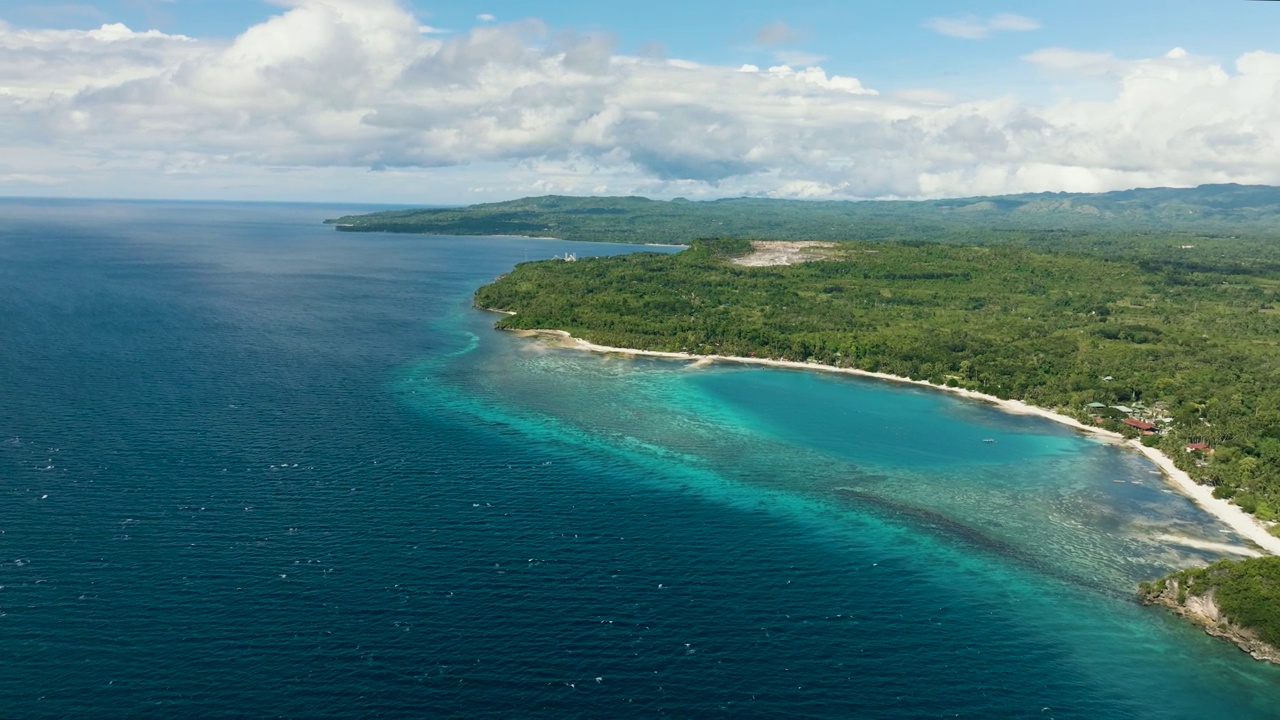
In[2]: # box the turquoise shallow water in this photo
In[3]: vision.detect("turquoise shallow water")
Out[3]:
[1,199,1279,718]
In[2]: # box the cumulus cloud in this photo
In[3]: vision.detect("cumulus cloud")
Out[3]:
[924,13,1040,40]
[758,64,877,94]
[1,0,1279,201]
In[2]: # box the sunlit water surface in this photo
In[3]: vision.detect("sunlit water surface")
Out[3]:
[1,199,1277,718]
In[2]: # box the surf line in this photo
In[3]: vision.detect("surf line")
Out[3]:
[498,322,1280,557]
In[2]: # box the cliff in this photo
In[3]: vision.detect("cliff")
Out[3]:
[1140,565,1280,665]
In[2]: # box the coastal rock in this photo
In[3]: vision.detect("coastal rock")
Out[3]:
[1141,581,1280,665]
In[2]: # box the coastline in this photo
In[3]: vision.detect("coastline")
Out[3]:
[1142,578,1280,665]
[509,326,1280,556]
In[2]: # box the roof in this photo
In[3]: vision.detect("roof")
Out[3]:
[1123,418,1156,431]
[1186,442,1212,451]
[1112,405,1135,414]
[1086,402,1108,409]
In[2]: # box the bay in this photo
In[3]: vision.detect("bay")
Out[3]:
[1,199,1277,718]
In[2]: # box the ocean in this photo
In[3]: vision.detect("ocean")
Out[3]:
[1,199,1278,718]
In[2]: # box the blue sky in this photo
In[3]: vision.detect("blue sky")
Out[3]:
[16,1,1278,72]
[18,1,1279,75]
[1,0,1279,201]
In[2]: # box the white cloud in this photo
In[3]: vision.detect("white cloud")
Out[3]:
[1,1,1279,202]
[1024,48,1123,76]
[924,14,1040,40]
[476,13,496,23]
[763,64,877,94]
[988,14,1041,33]
[0,172,65,185]
[0,21,199,101]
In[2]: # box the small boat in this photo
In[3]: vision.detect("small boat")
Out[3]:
[982,438,996,444]
[1113,480,1126,484]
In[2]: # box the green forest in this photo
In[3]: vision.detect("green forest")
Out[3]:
[456,187,1280,649]
[475,236,1280,648]
[330,184,1280,245]
[1141,557,1280,648]
[475,238,1280,526]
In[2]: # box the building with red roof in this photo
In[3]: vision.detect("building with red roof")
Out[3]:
[1123,418,1157,435]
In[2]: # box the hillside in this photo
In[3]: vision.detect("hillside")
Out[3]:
[476,235,1280,656]
[474,238,1280,528]
[328,184,1280,245]
[1141,558,1280,664]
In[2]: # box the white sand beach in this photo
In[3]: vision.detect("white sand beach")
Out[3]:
[516,326,1280,556]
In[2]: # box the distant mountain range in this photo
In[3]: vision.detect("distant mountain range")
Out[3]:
[326,184,1280,244]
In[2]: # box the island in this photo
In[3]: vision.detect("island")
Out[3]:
[468,234,1280,661]
[333,185,1280,660]
[327,184,1280,245]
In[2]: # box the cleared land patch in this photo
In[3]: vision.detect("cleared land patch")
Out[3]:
[731,241,837,267]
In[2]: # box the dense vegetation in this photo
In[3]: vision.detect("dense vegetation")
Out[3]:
[1141,557,1280,648]
[330,184,1280,245]
[455,187,1280,652]
[475,238,1280,526]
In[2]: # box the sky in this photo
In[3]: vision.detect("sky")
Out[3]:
[1,0,1278,203]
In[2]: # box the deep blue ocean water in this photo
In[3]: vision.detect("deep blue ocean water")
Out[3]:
[2,199,1279,718]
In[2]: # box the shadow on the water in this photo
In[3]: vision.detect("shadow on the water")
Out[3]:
[832,485,1130,601]
[418,335,1145,604]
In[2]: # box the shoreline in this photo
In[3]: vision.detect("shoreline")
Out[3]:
[509,325,1280,556]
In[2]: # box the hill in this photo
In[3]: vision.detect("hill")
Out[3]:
[475,235,1280,659]
[474,237,1280,527]
[1141,558,1280,664]
[327,184,1280,245]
